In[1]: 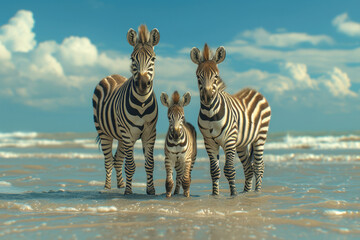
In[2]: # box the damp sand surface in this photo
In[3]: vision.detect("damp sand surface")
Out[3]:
[0,132,359,239]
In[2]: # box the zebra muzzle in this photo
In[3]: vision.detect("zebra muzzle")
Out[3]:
[136,73,151,94]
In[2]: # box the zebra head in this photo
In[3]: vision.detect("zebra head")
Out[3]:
[160,91,191,140]
[127,25,160,95]
[190,44,226,105]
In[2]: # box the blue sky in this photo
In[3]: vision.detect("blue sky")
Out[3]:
[1,0,360,133]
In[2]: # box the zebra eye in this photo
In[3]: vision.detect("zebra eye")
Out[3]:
[198,80,201,85]
[151,57,156,62]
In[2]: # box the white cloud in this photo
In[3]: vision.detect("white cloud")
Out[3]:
[322,67,357,97]
[60,36,98,66]
[333,13,360,37]
[98,52,130,73]
[0,42,14,74]
[25,41,64,80]
[227,69,293,95]
[0,42,11,60]
[0,10,36,52]
[240,28,333,47]
[226,44,360,83]
[282,62,317,89]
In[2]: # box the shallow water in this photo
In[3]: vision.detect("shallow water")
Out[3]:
[0,132,359,239]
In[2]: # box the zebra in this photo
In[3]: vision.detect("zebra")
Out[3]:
[190,44,271,196]
[92,25,160,195]
[160,91,197,198]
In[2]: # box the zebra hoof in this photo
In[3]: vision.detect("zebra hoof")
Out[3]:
[104,185,111,190]
[230,191,237,196]
[146,187,155,195]
[117,182,125,188]
[184,192,190,198]
[166,192,171,198]
[124,189,133,195]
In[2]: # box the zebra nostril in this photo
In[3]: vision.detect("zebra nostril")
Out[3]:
[147,81,151,86]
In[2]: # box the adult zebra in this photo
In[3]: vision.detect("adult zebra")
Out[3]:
[92,25,160,195]
[190,44,271,196]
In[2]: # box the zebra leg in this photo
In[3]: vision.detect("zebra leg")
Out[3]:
[114,141,125,188]
[253,141,265,192]
[204,138,220,195]
[174,160,182,195]
[182,160,192,197]
[224,148,237,196]
[99,136,114,189]
[142,129,156,195]
[237,146,254,192]
[165,157,174,198]
[124,144,135,195]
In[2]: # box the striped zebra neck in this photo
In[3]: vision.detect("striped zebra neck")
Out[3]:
[130,78,154,104]
[200,92,223,115]
[199,92,226,123]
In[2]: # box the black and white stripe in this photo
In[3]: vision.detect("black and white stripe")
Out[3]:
[191,44,271,196]
[92,25,160,195]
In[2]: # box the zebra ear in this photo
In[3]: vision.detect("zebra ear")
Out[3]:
[181,92,191,107]
[127,28,137,46]
[149,28,160,46]
[160,92,170,107]
[190,47,201,64]
[213,46,226,64]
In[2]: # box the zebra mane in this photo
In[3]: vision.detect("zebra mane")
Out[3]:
[201,44,226,91]
[203,43,211,61]
[138,24,150,44]
[172,91,180,104]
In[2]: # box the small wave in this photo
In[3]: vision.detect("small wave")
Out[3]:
[87,206,118,213]
[323,209,360,217]
[7,203,33,211]
[0,132,38,139]
[55,207,79,212]
[0,181,11,187]
[264,154,360,163]
[0,151,103,159]
[88,180,104,186]
[266,134,360,150]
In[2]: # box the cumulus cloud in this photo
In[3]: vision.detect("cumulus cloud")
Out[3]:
[332,13,360,37]
[0,42,11,60]
[282,62,317,89]
[25,41,64,80]
[322,67,357,97]
[226,43,360,84]
[60,36,98,66]
[0,10,122,109]
[98,52,130,73]
[0,10,36,52]
[239,28,333,47]
[0,42,14,74]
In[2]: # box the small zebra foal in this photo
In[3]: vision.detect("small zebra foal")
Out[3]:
[160,91,197,198]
